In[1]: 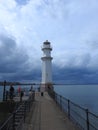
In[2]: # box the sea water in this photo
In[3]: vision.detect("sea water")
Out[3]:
[54,85,98,115]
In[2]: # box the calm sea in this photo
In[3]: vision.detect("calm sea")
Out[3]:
[0,84,98,115]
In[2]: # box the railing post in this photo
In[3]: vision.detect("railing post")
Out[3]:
[13,112,15,130]
[60,95,62,110]
[55,93,57,104]
[68,100,70,119]
[86,109,89,130]
[3,80,6,101]
[52,91,55,99]
[33,91,35,101]
[29,100,31,112]
[32,91,34,98]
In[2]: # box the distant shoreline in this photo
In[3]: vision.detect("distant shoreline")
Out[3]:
[0,82,98,86]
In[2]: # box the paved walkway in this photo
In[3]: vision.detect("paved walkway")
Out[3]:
[21,92,80,130]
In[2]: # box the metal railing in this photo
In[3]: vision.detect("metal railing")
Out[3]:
[48,89,98,130]
[0,92,35,130]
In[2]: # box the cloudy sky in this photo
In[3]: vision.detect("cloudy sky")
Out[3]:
[0,0,98,84]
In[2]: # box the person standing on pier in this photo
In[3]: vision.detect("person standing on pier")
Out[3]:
[18,86,21,96]
[9,85,14,100]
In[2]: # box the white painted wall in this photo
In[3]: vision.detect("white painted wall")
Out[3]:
[41,41,53,85]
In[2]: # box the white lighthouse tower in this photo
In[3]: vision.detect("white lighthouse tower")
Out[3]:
[41,40,53,91]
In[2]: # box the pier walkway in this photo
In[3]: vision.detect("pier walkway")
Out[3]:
[21,92,80,130]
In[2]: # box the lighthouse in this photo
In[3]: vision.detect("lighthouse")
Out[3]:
[41,40,53,91]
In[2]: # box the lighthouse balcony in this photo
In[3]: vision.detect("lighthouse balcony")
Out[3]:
[41,46,52,51]
[41,56,53,60]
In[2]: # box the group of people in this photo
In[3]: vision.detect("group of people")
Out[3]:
[6,85,23,101]
[7,85,34,101]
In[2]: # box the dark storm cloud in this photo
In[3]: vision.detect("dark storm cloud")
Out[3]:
[52,65,98,84]
[9,68,41,82]
[0,34,30,81]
